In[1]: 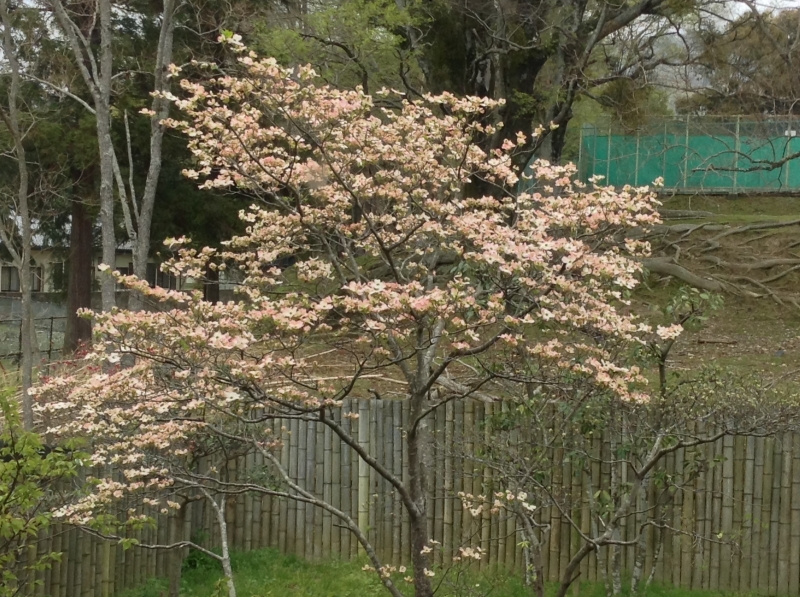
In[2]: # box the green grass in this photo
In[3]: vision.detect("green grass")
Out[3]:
[660,194,800,218]
[116,548,762,597]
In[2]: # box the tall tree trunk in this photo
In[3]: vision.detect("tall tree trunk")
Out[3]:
[0,0,34,429]
[50,0,116,311]
[203,264,220,304]
[96,0,116,312]
[129,0,178,310]
[64,197,93,353]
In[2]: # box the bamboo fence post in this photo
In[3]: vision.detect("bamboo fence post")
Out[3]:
[690,437,705,590]
[279,420,291,553]
[709,436,723,591]
[392,400,403,566]
[369,401,380,555]
[669,445,682,588]
[80,531,91,597]
[751,436,766,592]
[589,436,602,583]
[327,413,338,561]
[358,400,370,555]
[680,442,694,589]
[341,404,353,559]
[381,403,392,564]
[768,437,782,595]
[296,416,309,559]
[549,437,563,581]
[401,399,411,563]
[462,400,475,549]
[375,400,387,562]
[244,450,254,551]
[232,454,243,550]
[287,416,300,557]
[719,435,734,590]
[443,400,454,565]
[778,434,793,595]
[480,403,491,573]
[313,418,324,561]
[790,432,800,596]
[738,436,754,591]
[663,450,675,586]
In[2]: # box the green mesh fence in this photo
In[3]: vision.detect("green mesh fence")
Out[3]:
[577,118,800,192]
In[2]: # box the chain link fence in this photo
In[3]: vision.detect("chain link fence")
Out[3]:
[0,316,66,369]
[578,116,800,193]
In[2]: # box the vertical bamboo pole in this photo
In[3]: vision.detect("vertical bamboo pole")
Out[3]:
[382,403,393,564]
[401,399,411,563]
[451,401,463,562]
[680,443,695,589]
[358,400,370,554]
[691,438,705,590]
[278,421,290,553]
[341,405,353,559]
[392,400,403,566]
[328,413,339,561]
[253,447,264,549]
[369,401,380,555]
[285,418,298,555]
[444,401,454,565]
[480,403,491,573]
[244,450,254,551]
[709,437,723,590]
[297,416,309,559]
[734,437,756,592]
[719,435,734,590]
[751,436,766,592]
[778,434,793,595]
[462,401,475,550]
[314,418,325,561]
[768,437,782,595]
[789,433,800,596]
[589,436,602,583]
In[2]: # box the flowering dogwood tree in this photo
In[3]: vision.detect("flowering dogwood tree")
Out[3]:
[36,37,665,597]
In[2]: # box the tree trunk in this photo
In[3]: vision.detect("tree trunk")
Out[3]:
[64,197,93,353]
[204,265,220,304]
[168,504,187,597]
[19,242,34,430]
[129,0,177,311]
[0,0,33,429]
[96,0,116,312]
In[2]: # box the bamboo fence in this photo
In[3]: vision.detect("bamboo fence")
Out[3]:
[18,399,800,596]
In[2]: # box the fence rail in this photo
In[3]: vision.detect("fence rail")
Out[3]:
[17,399,800,596]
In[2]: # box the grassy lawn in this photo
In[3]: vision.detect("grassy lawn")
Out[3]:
[116,548,761,597]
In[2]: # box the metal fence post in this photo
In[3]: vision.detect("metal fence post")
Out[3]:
[734,116,740,192]
[606,127,612,182]
[683,115,690,190]
[48,316,54,361]
[785,113,792,189]
[662,121,668,185]
[634,129,641,187]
